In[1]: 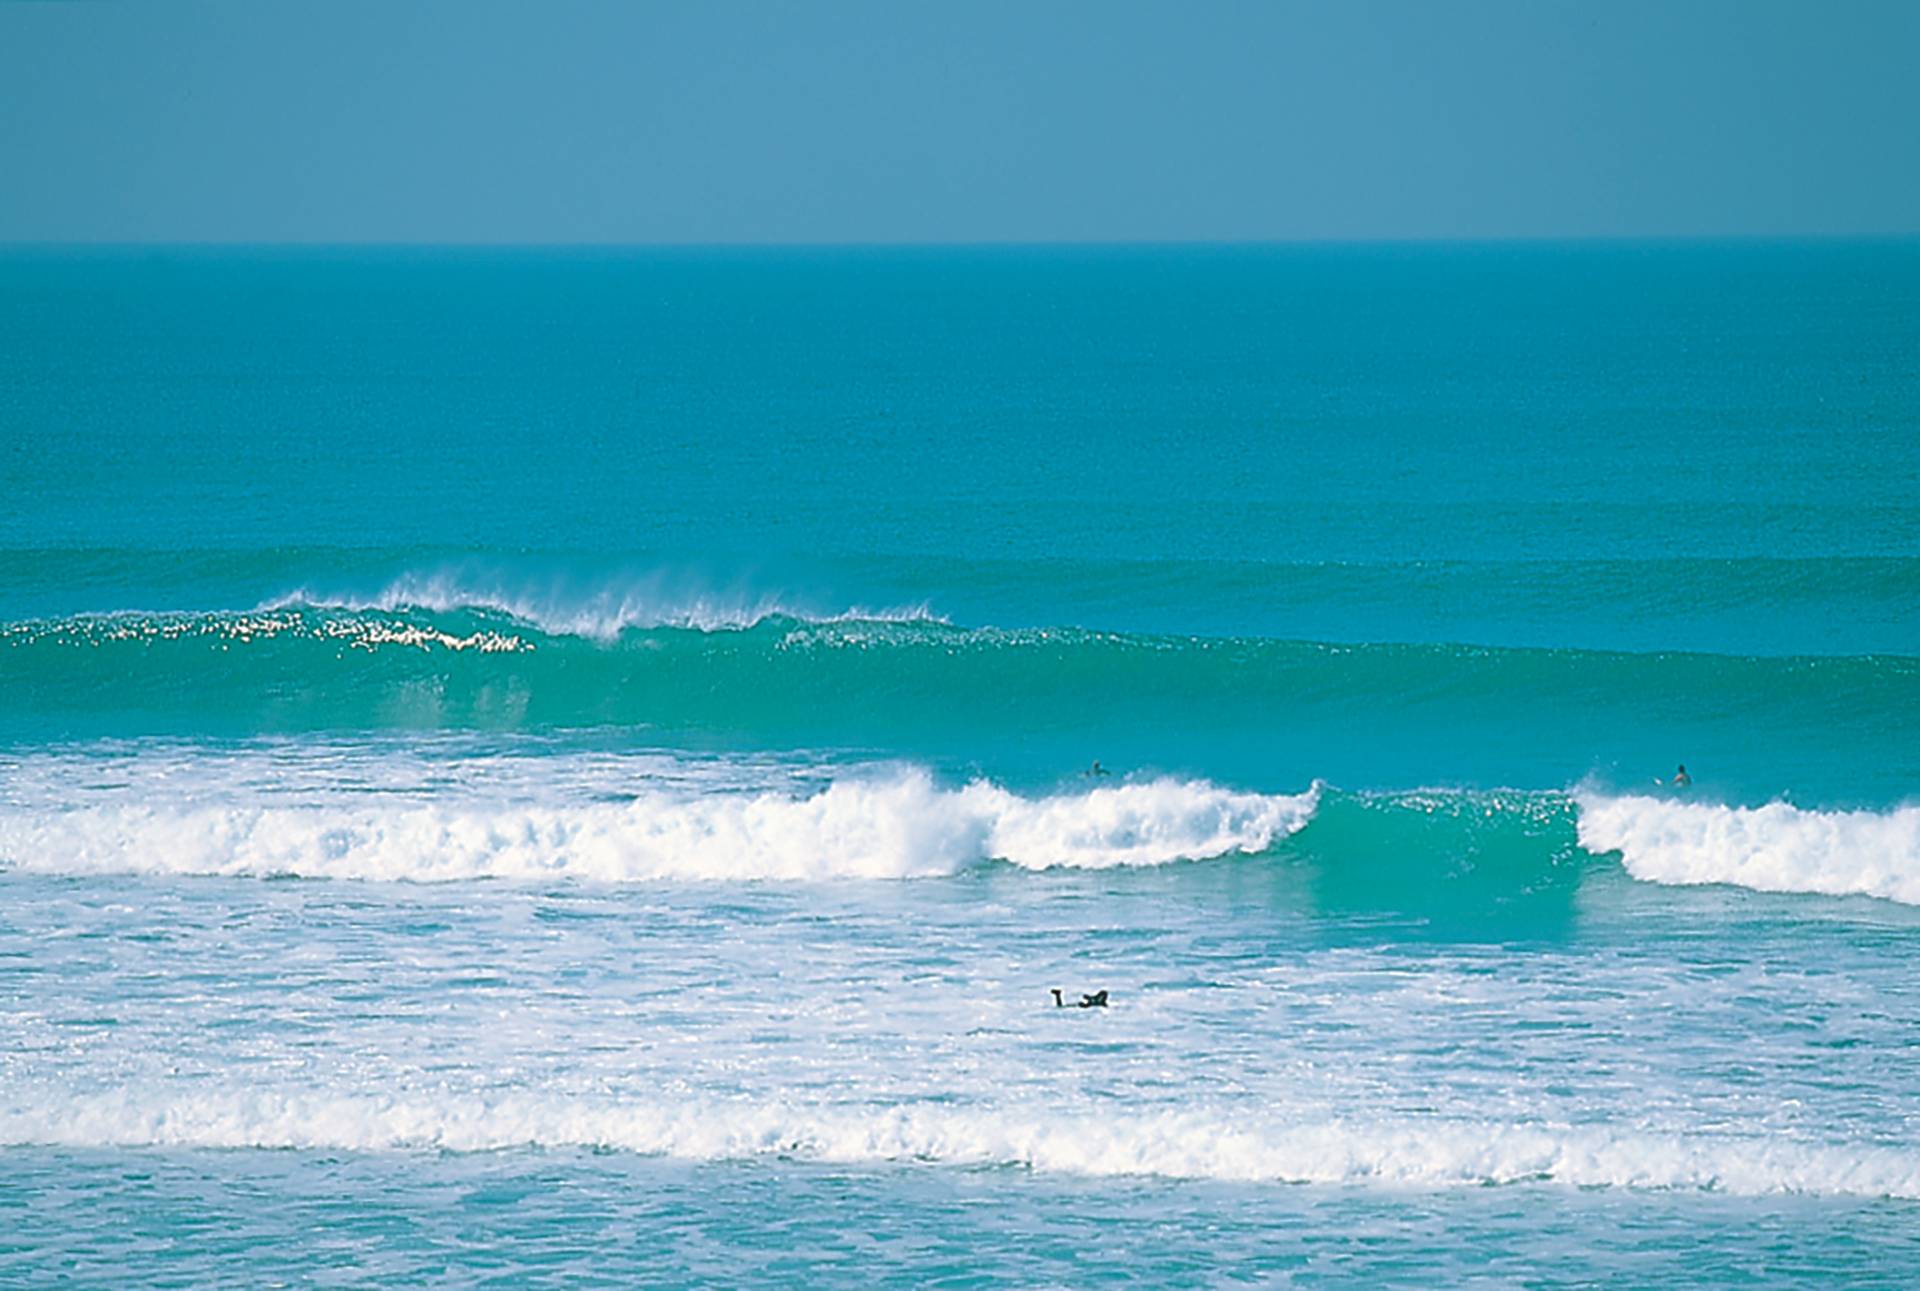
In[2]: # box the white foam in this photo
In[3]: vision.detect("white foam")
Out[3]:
[6,609,535,653]
[7,1088,1915,1198]
[1576,793,1920,904]
[0,772,1315,882]
[264,571,943,639]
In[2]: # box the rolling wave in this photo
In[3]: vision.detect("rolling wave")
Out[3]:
[8,1087,1916,1198]
[3,736,1915,908]
[4,607,1911,763]
[6,550,1919,659]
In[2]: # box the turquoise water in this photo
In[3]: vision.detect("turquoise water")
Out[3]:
[2,242,1918,1285]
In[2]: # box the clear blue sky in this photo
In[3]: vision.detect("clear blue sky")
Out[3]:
[2,0,1915,243]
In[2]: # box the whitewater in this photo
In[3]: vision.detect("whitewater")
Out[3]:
[4,241,1918,1286]
[4,743,1916,905]
[0,764,1319,881]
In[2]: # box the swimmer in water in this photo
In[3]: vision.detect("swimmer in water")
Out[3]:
[1671,764,1692,787]
[1085,760,1111,778]
[1051,989,1110,1008]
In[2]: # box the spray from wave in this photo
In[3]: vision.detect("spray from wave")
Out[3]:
[262,569,944,639]
[0,772,1317,882]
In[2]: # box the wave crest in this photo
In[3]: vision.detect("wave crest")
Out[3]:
[263,571,943,639]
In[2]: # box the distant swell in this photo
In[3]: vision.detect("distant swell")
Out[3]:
[0,773,1316,882]
[1576,794,1920,905]
[7,1088,1916,1198]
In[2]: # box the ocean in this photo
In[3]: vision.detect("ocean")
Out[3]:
[2,241,1917,1286]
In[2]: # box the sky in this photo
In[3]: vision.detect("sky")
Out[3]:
[1,0,1916,244]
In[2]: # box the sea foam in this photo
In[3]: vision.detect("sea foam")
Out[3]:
[8,1087,1916,1199]
[0,773,1315,882]
[1577,793,1920,904]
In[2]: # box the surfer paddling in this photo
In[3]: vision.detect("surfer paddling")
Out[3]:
[1051,989,1109,1008]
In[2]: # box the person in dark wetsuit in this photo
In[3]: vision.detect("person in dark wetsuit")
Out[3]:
[1051,989,1109,1008]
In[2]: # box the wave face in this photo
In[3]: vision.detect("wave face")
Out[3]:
[1577,793,1920,905]
[4,606,1914,804]
[0,769,1315,882]
[7,1088,1915,1199]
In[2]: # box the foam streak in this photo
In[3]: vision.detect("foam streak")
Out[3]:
[7,1088,1915,1198]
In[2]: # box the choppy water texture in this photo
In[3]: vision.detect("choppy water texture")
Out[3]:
[2,243,1918,1286]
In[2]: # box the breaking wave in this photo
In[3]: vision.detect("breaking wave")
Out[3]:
[262,572,943,638]
[0,772,1316,882]
[1576,793,1920,905]
[7,745,1920,910]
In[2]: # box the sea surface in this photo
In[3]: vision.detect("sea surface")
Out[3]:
[2,241,1917,1286]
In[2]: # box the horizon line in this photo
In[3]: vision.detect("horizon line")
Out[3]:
[2,231,1917,254]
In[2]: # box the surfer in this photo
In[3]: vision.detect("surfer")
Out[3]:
[1085,760,1111,778]
[1671,764,1692,788]
[1050,989,1109,1008]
